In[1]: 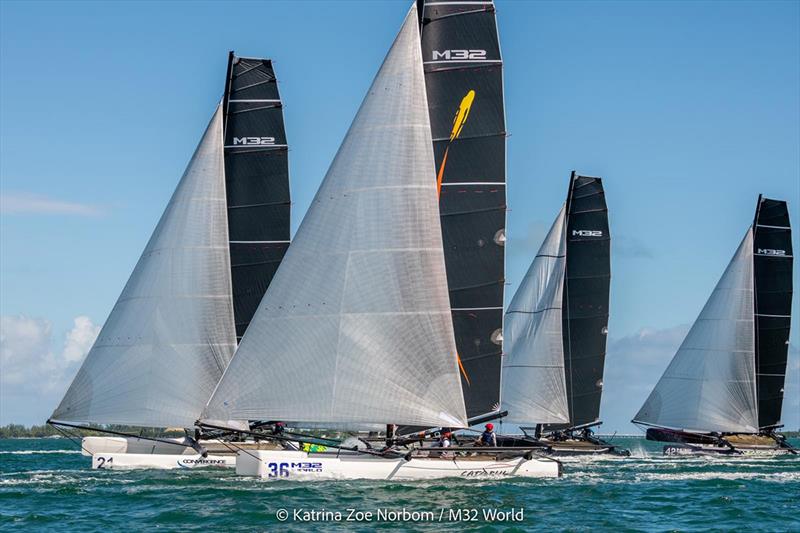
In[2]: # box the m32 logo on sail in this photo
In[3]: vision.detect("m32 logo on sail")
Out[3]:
[758,248,786,256]
[232,136,275,146]
[432,50,487,61]
[572,230,603,237]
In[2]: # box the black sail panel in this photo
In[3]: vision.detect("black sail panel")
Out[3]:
[752,196,793,429]
[223,54,291,339]
[419,0,506,419]
[562,173,611,428]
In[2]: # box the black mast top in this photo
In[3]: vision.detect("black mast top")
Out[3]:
[222,52,291,340]
[752,195,793,429]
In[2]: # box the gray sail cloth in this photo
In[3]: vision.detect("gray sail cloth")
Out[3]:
[634,229,759,433]
[52,106,237,429]
[202,5,467,430]
[501,206,570,424]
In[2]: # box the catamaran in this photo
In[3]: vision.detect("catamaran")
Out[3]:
[197,3,561,480]
[633,196,796,456]
[498,173,627,456]
[47,53,292,469]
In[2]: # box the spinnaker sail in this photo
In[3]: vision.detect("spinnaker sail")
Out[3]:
[202,4,468,430]
[222,54,291,340]
[417,0,507,420]
[52,107,237,429]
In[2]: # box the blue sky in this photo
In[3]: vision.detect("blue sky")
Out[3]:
[1,0,798,432]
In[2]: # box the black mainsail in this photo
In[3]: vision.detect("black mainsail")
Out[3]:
[417,0,506,420]
[560,173,611,429]
[222,53,291,340]
[753,196,793,429]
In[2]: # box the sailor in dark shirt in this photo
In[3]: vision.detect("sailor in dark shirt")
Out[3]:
[476,423,497,447]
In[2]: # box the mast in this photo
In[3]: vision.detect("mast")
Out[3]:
[51,107,237,429]
[559,173,611,429]
[202,4,467,431]
[417,0,507,420]
[222,53,291,340]
[752,196,793,429]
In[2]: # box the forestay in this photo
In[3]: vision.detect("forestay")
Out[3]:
[203,5,468,430]
[52,107,237,429]
[501,206,570,424]
[634,229,759,433]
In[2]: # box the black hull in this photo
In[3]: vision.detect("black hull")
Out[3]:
[496,434,630,457]
[645,426,796,456]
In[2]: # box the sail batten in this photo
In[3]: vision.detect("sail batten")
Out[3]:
[52,107,237,429]
[203,5,467,430]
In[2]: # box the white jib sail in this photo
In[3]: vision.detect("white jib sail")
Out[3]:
[634,228,758,433]
[51,106,237,429]
[202,4,467,430]
[501,206,570,424]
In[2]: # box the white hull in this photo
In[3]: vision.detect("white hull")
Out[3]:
[236,450,561,480]
[91,452,235,470]
[82,436,194,456]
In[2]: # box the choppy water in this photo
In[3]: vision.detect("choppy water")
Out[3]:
[0,437,798,531]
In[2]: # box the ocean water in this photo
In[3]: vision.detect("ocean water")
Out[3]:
[0,437,798,532]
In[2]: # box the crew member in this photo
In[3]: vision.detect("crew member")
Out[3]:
[476,423,497,447]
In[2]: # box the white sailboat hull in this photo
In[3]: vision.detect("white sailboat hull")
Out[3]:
[91,453,235,470]
[236,450,561,480]
[81,436,193,456]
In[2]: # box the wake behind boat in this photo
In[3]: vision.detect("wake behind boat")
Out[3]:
[633,196,796,457]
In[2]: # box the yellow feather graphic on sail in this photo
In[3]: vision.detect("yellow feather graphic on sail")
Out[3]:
[437,90,476,197]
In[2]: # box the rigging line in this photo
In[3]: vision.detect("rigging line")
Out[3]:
[49,422,92,456]
[432,131,505,143]
[228,104,281,115]
[232,60,266,78]
[421,8,493,23]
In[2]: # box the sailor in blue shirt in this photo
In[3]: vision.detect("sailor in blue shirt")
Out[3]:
[476,423,497,447]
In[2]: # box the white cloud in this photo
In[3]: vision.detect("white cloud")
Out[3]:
[0,192,102,216]
[0,315,99,393]
[62,316,101,363]
[600,325,800,433]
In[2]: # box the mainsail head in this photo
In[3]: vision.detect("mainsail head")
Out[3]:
[634,228,759,433]
[501,205,570,424]
[202,4,468,430]
[222,54,291,341]
[52,106,237,429]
